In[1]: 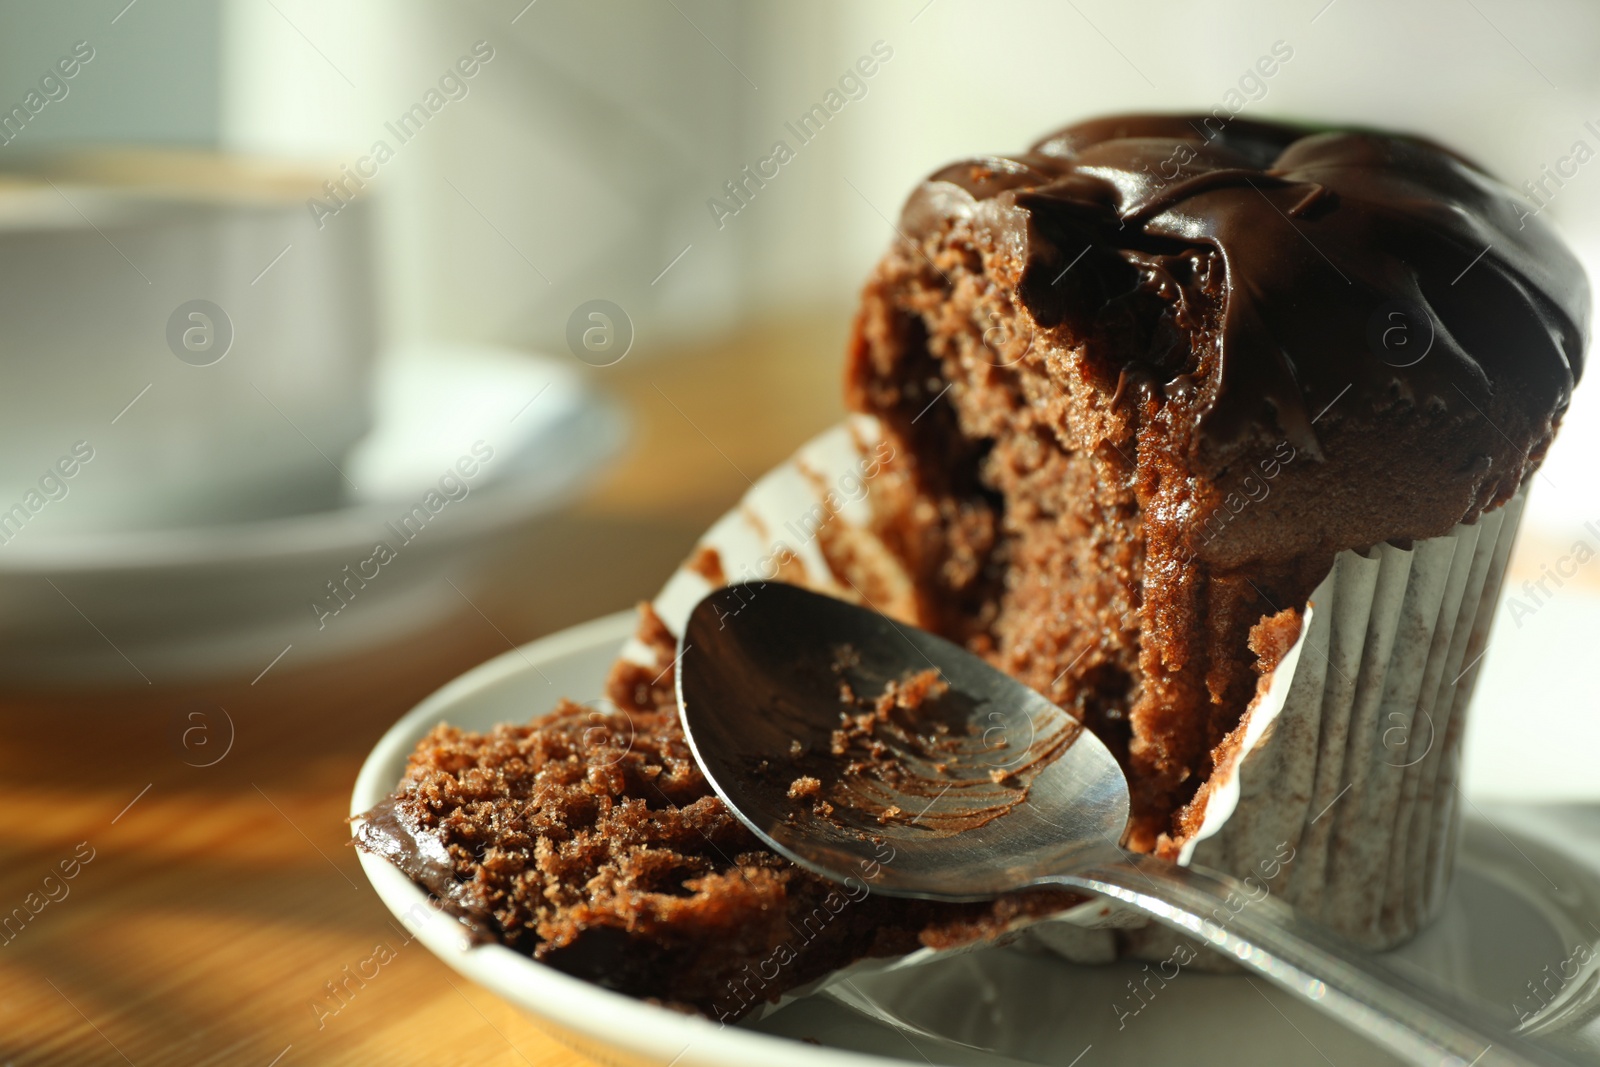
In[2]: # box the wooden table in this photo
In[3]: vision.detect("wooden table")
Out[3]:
[0,312,850,1066]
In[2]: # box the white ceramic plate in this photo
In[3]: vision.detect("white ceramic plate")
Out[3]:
[0,345,624,683]
[351,613,1600,1067]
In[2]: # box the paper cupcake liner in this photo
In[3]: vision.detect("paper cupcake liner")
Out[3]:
[633,417,1526,968]
[1171,489,1523,950]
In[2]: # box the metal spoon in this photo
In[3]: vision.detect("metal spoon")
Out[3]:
[677,581,1573,1067]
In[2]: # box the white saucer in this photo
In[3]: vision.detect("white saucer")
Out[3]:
[0,344,625,683]
[350,613,1600,1067]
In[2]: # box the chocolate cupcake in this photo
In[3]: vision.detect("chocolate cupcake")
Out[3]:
[843,113,1587,946]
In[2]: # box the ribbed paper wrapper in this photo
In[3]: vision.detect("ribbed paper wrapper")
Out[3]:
[632,417,1526,966]
[1162,488,1526,950]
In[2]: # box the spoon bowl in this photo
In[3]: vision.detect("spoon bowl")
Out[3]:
[677,579,1128,899]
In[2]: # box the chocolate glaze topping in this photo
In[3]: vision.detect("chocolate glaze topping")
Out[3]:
[902,114,1588,476]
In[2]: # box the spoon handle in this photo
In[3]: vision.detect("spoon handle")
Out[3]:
[1065,854,1576,1067]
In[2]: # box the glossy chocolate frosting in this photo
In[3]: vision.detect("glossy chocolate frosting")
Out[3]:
[901,114,1588,496]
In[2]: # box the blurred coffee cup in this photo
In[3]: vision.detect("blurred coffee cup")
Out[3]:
[0,151,376,534]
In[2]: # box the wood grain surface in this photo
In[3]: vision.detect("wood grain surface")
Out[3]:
[0,313,848,1066]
